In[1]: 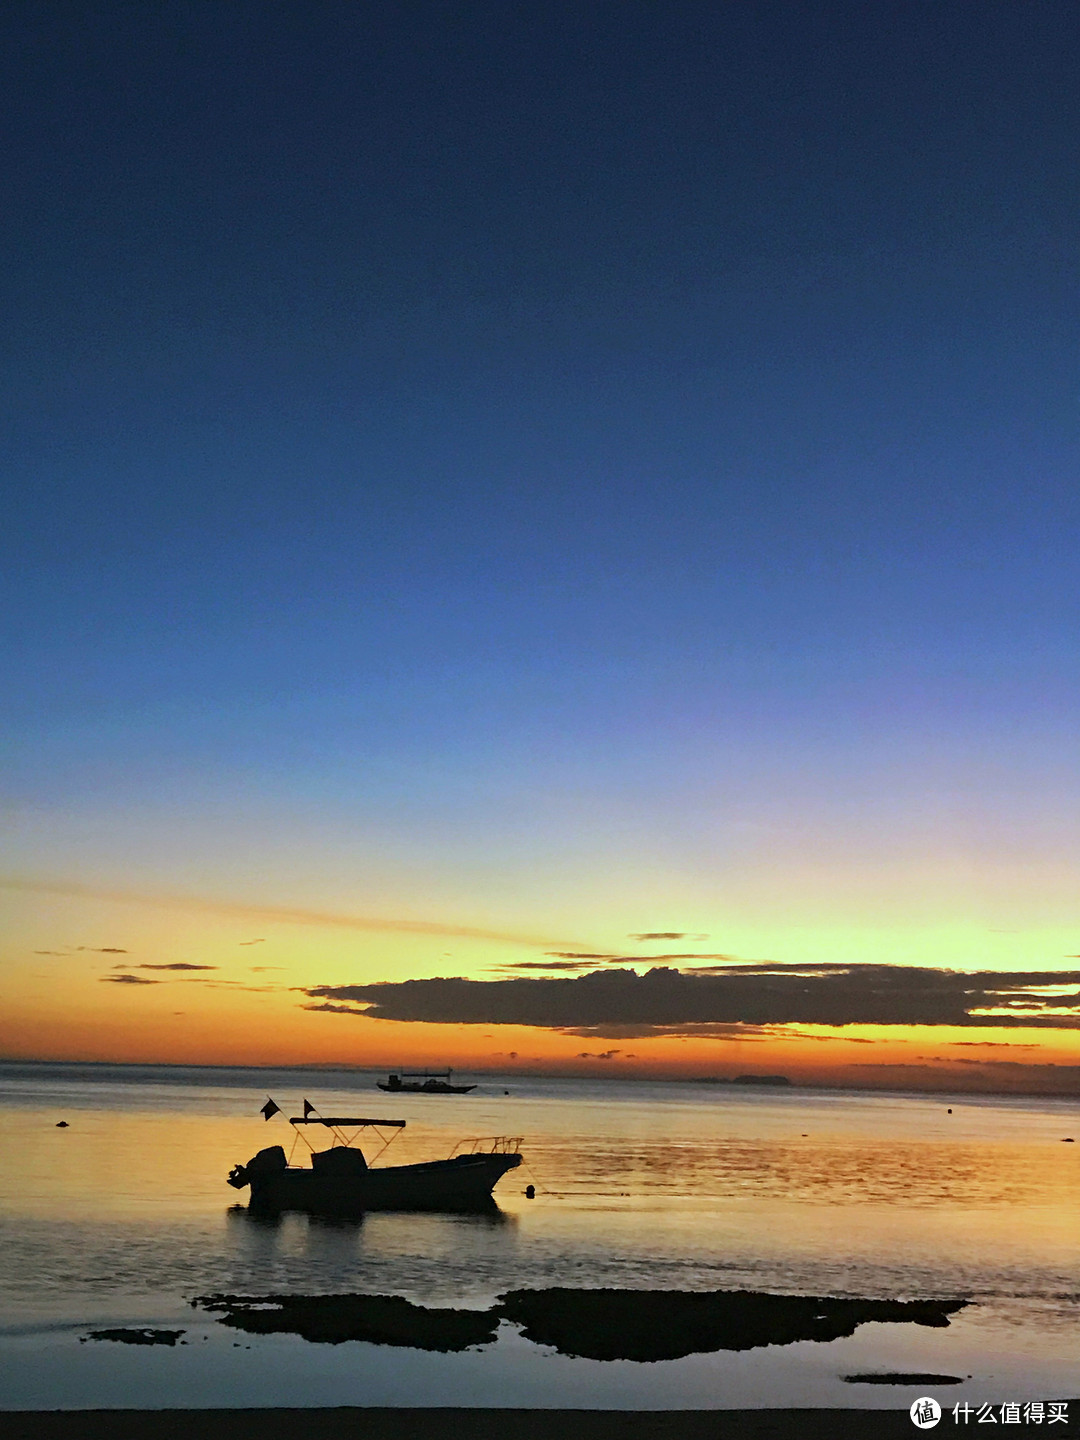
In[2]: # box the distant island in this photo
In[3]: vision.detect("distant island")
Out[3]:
[691,1074,793,1087]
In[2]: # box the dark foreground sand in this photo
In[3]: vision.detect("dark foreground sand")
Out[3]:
[4,1410,1077,1440]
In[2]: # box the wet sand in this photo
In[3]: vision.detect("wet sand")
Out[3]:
[4,1408,1049,1440]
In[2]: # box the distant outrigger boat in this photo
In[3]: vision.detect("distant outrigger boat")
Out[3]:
[378,1069,476,1095]
[227,1103,520,1213]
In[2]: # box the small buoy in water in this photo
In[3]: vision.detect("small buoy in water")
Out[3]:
[525,1184,535,1199]
[504,1090,510,1096]
[56,1121,69,1128]
[947,1108,952,1114]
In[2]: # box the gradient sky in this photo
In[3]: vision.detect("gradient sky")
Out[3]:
[2,2,1079,1085]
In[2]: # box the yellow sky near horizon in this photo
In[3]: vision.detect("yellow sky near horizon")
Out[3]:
[2,876,1078,1090]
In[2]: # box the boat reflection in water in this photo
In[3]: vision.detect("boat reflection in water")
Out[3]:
[224,1203,515,1233]
[227,1102,521,1215]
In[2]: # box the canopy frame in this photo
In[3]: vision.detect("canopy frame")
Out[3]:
[282,1108,406,1164]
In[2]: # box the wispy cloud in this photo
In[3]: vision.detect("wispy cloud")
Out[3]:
[558,1022,877,1042]
[134,963,217,972]
[496,960,601,972]
[100,974,159,985]
[629,932,709,942]
[546,951,743,965]
[35,946,128,955]
[239,938,266,946]
[950,1040,1039,1049]
[1,876,579,948]
[560,1022,770,1040]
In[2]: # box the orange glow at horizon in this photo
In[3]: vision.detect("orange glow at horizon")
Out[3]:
[3,981,1077,1094]
[2,881,1078,1094]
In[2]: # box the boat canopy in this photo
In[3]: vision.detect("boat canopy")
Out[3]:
[288,1116,406,1128]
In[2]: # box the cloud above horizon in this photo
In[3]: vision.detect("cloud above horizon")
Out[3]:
[1,875,578,948]
[497,960,602,972]
[541,952,748,973]
[35,946,128,955]
[302,964,1080,1033]
[629,932,709,942]
[133,963,218,972]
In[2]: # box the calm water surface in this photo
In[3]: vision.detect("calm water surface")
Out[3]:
[0,1064,1076,1409]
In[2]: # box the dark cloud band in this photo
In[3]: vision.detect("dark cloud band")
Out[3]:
[303,964,1080,1031]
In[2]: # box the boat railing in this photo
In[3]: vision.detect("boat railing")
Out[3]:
[448,1135,523,1157]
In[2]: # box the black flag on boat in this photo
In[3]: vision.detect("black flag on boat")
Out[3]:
[302,1098,317,1118]
[260,1097,280,1121]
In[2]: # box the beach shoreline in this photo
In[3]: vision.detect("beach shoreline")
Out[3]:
[14,1408,1079,1440]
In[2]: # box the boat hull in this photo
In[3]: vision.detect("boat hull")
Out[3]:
[247,1152,522,1214]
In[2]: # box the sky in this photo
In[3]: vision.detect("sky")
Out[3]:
[2,1,1079,1089]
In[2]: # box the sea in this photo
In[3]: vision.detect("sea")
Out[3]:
[0,1062,1076,1412]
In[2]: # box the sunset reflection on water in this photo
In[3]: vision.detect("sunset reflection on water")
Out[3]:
[0,1067,1077,1409]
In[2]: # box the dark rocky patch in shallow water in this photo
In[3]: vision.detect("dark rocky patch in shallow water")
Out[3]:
[497,1289,967,1362]
[194,1293,497,1351]
[843,1373,966,1385]
[82,1328,186,1346]
[193,1288,965,1361]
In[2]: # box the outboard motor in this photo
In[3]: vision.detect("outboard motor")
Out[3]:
[227,1143,287,1190]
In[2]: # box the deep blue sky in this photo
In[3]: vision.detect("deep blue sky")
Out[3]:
[2,2,1079,964]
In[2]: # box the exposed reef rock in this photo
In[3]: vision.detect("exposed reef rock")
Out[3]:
[843,1373,966,1385]
[193,1287,966,1362]
[82,1328,186,1346]
[496,1288,966,1362]
[194,1292,498,1351]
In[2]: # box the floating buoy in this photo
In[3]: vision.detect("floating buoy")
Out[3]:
[525,1184,535,1199]
[947,1108,952,1114]
[56,1121,69,1128]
